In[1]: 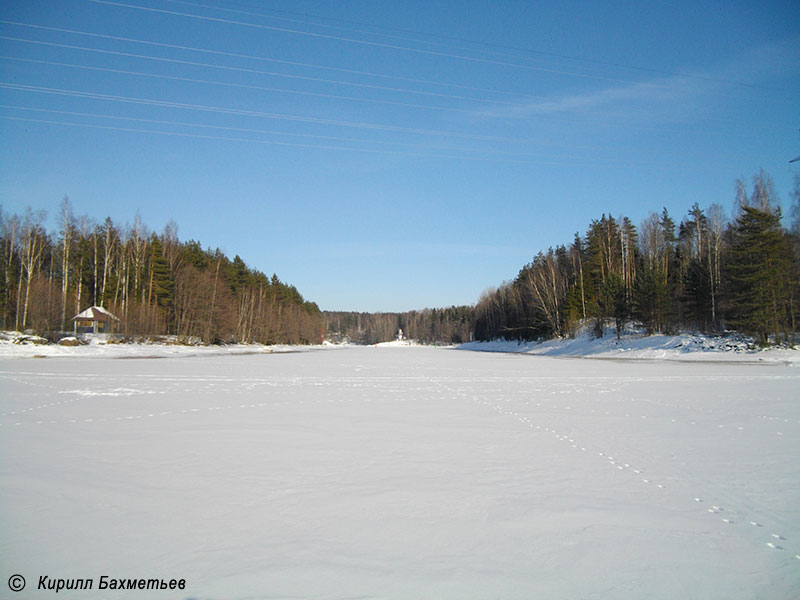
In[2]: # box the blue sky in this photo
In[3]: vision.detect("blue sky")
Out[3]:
[1,0,798,311]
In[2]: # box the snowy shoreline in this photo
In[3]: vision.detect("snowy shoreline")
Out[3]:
[0,331,343,360]
[457,330,800,365]
[1,329,798,364]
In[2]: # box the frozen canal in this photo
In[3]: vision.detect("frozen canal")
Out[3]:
[1,346,799,599]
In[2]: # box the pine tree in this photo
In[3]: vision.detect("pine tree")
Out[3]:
[727,206,792,344]
[148,236,174,312]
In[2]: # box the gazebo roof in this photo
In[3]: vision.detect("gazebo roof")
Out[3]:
[72,306,120,322]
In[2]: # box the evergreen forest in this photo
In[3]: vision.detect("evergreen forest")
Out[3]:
[2,170,799,347]
[471,171,800,346]
[326,171,800,346]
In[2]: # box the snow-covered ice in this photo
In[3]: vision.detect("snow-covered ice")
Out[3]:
[1,346,799,599]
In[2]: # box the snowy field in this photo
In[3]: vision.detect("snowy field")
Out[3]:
[1,346,799,599]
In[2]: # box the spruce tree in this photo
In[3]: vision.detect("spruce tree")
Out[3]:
[633,265,668,334]
[727,206,792,344]
[148,236,174,311]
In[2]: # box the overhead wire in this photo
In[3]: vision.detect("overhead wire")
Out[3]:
[0,103,504,151]
[0,41,763,140]
[0,114,664,168]
[0,2,780,164]
[169,0,782,92]
[0,20,545,100]
[2,81,732,142]
[87,0,657,88]
[0,35,527,107]
[0,55,510,114]
[0,114,489,160]
[1,104,663,162]
[0,53,769,144]
[160,0,590,73]
[0,82,530,142]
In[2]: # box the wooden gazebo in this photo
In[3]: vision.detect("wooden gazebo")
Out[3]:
[72,306,120,335]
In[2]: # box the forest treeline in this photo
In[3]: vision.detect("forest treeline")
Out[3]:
[474,171,800,345]
[324,171,800,346]
[0,200,323,344]
[323,306,473,345]
[3,170,798,347]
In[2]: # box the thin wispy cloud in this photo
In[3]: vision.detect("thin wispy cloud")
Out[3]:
[478,36,800,121]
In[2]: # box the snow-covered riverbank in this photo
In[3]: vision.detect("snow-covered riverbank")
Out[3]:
[4,328,797,363]
[0,331,342,359]
[458,329,800,365]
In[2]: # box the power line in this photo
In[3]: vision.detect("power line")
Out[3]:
[0,55,506,114]
[0,58,769,142]
[0,104,511,153]
[1,104,658,161]
[164,0,509,57]
[172,0,778,92]
[3,84,735,158]
[0,114,664,168]
[0,82,530,143]
[87,0,652,87]
[0,35,525,106]
[0,114,442,155]
[0,20,541,99]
